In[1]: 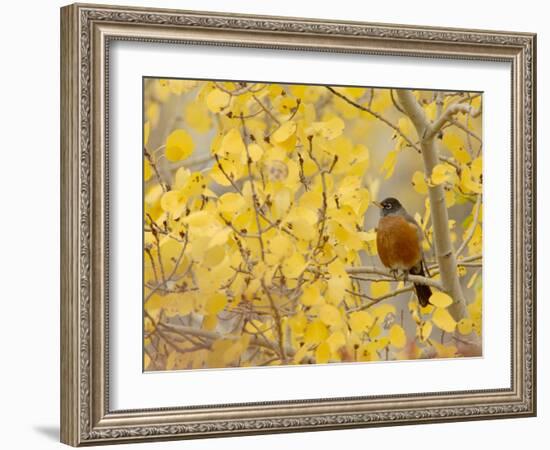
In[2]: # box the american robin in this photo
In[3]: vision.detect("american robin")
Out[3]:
[373,197,432,306]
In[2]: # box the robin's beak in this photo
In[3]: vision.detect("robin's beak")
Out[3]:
[372,201,383,209]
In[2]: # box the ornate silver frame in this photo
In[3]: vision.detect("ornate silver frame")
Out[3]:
[60,3,536,446]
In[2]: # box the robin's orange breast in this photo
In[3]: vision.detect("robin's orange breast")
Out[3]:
[376,215,422,271]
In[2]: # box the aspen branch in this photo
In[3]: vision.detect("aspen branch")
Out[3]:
[346,265,443,290]
[396,89,467,319]
[428,103,477,139]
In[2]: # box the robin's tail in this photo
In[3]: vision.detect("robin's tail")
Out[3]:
[409,263,432,307]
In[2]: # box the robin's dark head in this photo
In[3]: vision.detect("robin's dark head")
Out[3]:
[373,197,405,217]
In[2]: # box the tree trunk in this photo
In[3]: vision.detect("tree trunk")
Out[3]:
[396,89,467,319]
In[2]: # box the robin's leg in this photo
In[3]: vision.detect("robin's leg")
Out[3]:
[389,268,399,279]
[401,270,409,283]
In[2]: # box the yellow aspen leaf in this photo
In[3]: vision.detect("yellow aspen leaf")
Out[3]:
[184,172,207,197]
[319,304,342,327]
[208,228,232,248]
[203,245,226,268]
[326,277,347,304]
[164,293,194,317]
[310,116,345,140]
[289,219,315,241]
[424,101,437,121]
[247,143,264,162]
[432,308,457,333]
[368,323,382,338]
[471,156,483,179]
[144,159,153,182]
[375,336,390,350]
[389,324,407,348]
[168,79,196,95]
[471,96,482,110]
[184,100,212,133]
[299,190,323,210]
[205,292,227,315]
[219,128,245,156]
[315,341,331,364]
[460,165,483,194]
[357,343,378,362]
[457,318,474,335]
[349,311,374,333]
[445,190,456,207]
[160,190,182,213]
[371,281,390,298]
[466,224,482,255]
[268,234,293,258]
[327,258,349,278]
[289,311,308,334]
[371,89,391,111]
[431,163,457,185]
[420,302,435,314]
[165,129,194,161]
[182,210,211,227]
[429,291,453,308]
[173,166,191,188]
[340,86,365,99]
[144,121,151,146]
[301,284,322,306]
[419,321,433,342]
[453,147,471,164]
[412,170,428,194]
[144,184,163,207]
[273,187,292,217]
[432,341,458,358]
[326,331,346,352]
[202,314,218,331]
[206,88,231,113]
[209,161,238,187]
[380,150,397,179]
[304,320,329,345]
[443,132,471,164]
[217,192,245,214]
[272,121,297,143]
[281,252,307,278]
[398,116,414,137]
[146,102,160,126]
[144,353,151,369]
[372,303,396,320]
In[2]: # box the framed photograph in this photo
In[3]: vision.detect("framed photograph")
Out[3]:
[60,3,536,446]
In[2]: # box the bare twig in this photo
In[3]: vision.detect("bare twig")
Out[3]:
[346,285,415,312]
[240,114,266,261]
[326,86,421,153]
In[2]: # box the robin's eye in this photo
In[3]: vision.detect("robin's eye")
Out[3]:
[384,203,391,209]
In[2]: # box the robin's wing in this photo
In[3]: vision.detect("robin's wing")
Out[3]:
[401,212,428,274]
[403,212,425,247]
